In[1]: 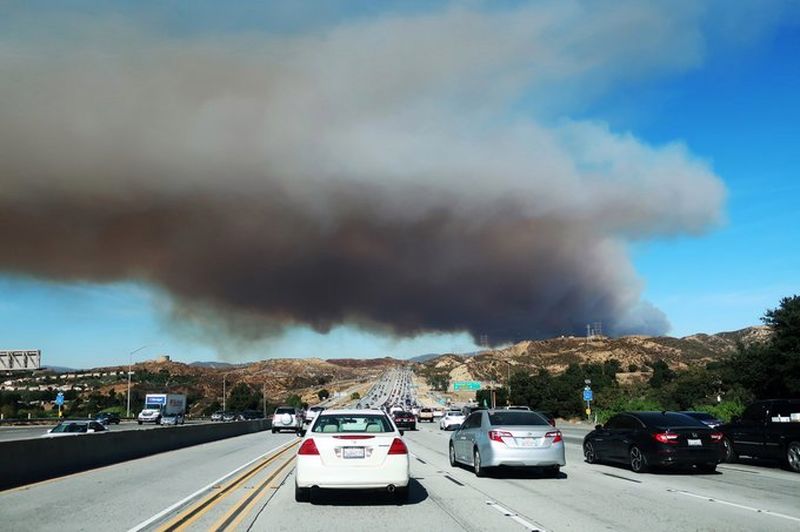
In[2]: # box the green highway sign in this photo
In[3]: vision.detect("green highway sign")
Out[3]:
[453,381,482,391]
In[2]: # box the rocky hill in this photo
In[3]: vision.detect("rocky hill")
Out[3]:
[414,326,771,386]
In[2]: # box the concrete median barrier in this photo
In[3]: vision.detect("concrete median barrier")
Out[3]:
[0,420,273,489]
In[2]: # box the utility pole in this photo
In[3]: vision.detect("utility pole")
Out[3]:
[127,345,152,418]
[262,383,267,418]
[507,361,512,405]
[223,374,227,412]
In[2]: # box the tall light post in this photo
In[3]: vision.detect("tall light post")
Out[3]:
[506,361,512,405]
[223,373,234,412]
[127,345,154,418]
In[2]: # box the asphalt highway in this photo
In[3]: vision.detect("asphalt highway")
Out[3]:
[1,422,798,531]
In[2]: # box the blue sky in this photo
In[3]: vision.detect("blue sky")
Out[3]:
[1,2,798,368]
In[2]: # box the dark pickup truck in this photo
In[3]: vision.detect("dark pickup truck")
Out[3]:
[720,399,800,472]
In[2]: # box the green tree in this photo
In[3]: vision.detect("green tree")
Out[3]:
[648,360,676,388]
[723,295,800,398]
[317,389,330,401]
[476,387,508,407]
[203,400,222,416]
[228,383,258,411]
[286,394,303,408]
[350,392,361,400]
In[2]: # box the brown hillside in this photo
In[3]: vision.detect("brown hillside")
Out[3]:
[415,326,770,386]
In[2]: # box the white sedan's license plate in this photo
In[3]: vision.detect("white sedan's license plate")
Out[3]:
[519,437,537,447]
[687,439,702,446]
[343,447,366,459]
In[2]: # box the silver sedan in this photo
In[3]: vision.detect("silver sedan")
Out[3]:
[449,409,565,477]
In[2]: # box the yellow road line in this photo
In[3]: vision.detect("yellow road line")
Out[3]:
[156,441,298,532]
[211,453,296,531]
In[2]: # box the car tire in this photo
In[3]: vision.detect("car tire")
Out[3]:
[394,486,409,503]
[696,463,717,473]
[629,445,648,473]
[271,428,277,434]
[137,421,142,425]
[722,437,738,463]
[786,441,800,473]
[294,483,310,503]
[583,441,598,464]
[449,443,457,467]
[474,448,486,477]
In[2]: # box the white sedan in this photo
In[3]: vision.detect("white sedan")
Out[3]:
[295,409,410,503]
[440,410,466,430]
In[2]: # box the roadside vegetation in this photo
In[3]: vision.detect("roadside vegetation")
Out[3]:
[480,295,800,423]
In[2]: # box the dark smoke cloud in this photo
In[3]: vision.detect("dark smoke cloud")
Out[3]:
[0,3,730,344]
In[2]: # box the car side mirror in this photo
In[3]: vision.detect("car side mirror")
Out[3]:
[595,424,603,430]
[297,428,306,437]
[399,430,405,436]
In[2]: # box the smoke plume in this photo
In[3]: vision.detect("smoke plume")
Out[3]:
[0,3,729,344]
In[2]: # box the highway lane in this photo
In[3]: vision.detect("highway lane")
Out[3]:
[250,422,800,532]
[0,430,297,531]
[2,419,799,531]
[0,420,214,442]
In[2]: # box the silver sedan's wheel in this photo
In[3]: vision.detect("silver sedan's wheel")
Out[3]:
[787,441,800,473]
[474,448,486,477]
[584,441,597,464]
[629,445,648,473]
[449,444,457,466]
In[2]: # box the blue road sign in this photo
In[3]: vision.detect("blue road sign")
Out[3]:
[582,388,593,402]
[55,392,64,406]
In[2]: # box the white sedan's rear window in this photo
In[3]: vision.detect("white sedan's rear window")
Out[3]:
[312,414,393,433]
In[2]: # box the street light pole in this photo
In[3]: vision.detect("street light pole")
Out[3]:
[127,345,152,418]
[223,374,227,412]
[507,361,512,405]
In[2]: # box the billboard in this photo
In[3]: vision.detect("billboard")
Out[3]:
[0,350,41,371]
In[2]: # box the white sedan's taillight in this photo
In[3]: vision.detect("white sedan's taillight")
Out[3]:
[298,439,320,455]
[388,438,408,455]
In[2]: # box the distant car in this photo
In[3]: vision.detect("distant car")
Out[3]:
[272,406,303,433]
[95,412,121,425]
[450,409,564,477]
[43,420,107,437]
[295,409,410,502]
[305,406,326,424]
[222,411,238,422]
[210,410,224,422]
[239,410,263,420]
[433,408,444,418]
[393,411,416,431]
[418,408,434,423]
[440,410,466,431]
[161,413,185,425]
[503,405,531,411]
[583,411,723,473]
[678,411,722,429]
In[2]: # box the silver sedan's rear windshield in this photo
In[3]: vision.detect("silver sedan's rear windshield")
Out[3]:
[489,411,548,426]
[312,414,393,433]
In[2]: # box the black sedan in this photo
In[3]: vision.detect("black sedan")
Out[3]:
[392,411,417,431]
[95,412,121,425]
[583,411,723,473]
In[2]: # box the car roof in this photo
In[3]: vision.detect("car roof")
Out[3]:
[626,411,705,426]
[319,409,387,415]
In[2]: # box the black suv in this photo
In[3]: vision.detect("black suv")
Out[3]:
[95,412,121,425]
[720,399,800,472]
